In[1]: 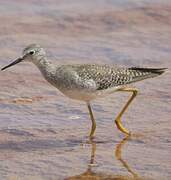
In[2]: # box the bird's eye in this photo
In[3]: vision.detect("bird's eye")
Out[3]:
[29,51,35,55]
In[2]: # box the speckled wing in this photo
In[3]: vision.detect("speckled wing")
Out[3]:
[73,64,166,91]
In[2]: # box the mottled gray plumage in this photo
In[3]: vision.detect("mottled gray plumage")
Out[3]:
[61,64,166,91]
[1,44,166,102]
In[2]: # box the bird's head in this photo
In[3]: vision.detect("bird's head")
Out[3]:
[1,44,46,71]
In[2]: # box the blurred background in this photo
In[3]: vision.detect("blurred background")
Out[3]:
[0,0,170,179]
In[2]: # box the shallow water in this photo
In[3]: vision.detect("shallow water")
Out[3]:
[0,0,171,179]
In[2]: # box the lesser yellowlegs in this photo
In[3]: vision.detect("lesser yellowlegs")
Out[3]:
[1,44,167,138]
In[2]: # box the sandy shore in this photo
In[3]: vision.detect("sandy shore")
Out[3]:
[0,0,171,179]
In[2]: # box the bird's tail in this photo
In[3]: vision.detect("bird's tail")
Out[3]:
[127,67,167,83]
[129,67,167,75]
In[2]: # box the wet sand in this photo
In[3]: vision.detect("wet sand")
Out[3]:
[0,0,171,179]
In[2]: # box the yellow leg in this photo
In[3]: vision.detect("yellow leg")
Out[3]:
[88,140,96,167]
[115,87,138,135]
[87,103,96,139]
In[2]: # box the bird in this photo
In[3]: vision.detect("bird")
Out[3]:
[1,44,167,139]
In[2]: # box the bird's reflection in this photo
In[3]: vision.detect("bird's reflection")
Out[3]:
[66,136,143,180]
[115,136,139,179]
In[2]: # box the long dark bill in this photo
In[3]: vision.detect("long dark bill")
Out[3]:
[1,57,23,71]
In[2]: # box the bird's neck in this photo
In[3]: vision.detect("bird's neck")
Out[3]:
[33,57,56,81]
